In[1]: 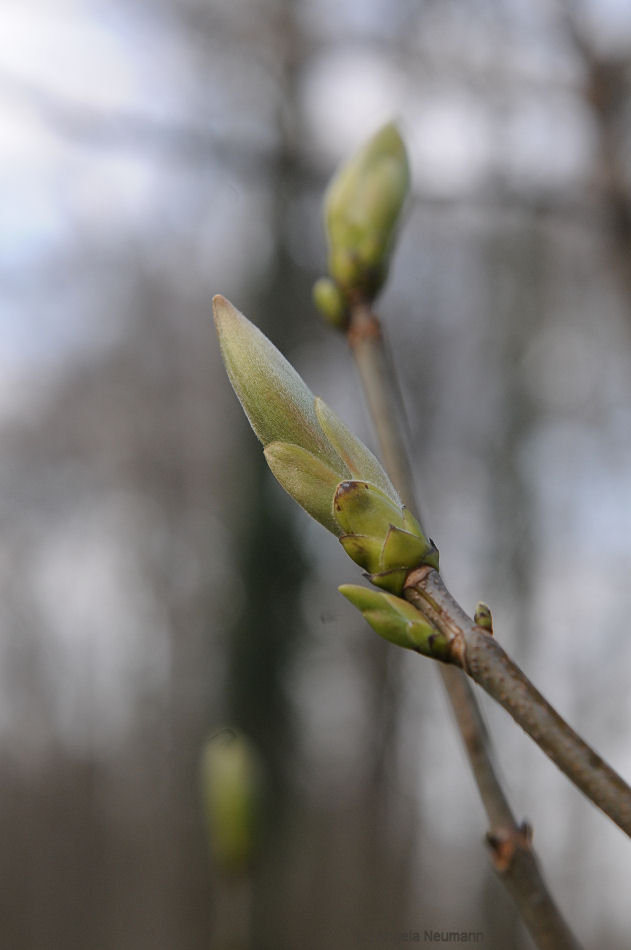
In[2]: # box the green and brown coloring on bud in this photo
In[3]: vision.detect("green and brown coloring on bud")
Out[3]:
[313,121,410,325]
[213,295,437,594]
[474,601,493,634]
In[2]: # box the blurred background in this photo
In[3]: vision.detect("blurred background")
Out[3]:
[2,0,631,947]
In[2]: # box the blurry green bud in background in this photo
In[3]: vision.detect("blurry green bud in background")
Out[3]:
[321,121,410,302]
[201,729,264,876]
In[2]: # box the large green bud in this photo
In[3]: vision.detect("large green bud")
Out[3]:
[201,729,264,876]
[213,295,436,592]
[319,121,410,305]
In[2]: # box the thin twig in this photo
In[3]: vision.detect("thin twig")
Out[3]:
[346,300,583,950]
[556,0,631,310]
[405,565,631,839]
[438,664,582,950]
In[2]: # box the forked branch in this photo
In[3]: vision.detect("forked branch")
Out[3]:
[346,300,583,950]
[404,564,631,839]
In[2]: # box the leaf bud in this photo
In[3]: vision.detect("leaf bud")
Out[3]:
[312,276,349,331]
[214,297,437,590]
[339,585,450,659]
[324,121,410,300]
[200,729,264,876]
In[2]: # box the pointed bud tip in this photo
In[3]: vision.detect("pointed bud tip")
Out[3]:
[212,294,238,331]
[370,120,405,154]
[338,583,381,611]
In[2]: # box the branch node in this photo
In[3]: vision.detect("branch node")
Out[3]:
[347,308,382,346]
[486,823,533,873]
[403,564,434,589]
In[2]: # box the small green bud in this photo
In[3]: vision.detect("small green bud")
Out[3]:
[474,602,493,633]
[201,729,264,876]
[324,121,410,299]
[339,585,450,659]
[312,276,349,330]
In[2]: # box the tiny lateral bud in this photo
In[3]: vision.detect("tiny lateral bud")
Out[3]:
[312,277,349,330]
[474,602,494,634]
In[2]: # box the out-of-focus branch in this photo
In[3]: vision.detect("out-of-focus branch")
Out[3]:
[556,1,631,300]
[0,66,613,233]
[347,301,583,950]
[0,65,278,173]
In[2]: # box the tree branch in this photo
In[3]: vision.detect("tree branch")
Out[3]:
[404,565,631,840]
[346,301,583,950]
